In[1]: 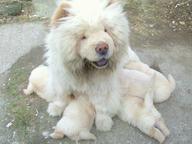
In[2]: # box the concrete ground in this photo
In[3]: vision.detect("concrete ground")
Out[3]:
[0,1,192,144]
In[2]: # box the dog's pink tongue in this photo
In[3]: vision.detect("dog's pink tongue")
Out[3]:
[96,59,107,66]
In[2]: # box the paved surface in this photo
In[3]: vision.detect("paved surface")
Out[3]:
[0,22,47,74]
[0,21,192,144]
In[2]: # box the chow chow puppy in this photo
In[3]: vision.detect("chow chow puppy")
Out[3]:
[23,65,54,102]
[45,0,130,132]
[50,96,96,143]
[124,61,175,103]
[118,84,170,143]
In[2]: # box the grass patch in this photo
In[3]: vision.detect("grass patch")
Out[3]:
[5,65,36,140]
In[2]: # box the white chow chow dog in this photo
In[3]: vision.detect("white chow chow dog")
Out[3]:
[45,0,130,131]
[43,0,174,142]
[50,96,96,143]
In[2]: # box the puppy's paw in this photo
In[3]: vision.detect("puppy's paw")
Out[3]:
[23,89,29,95]
[154,118,170,137]
[47,102,63,117]
[150,118,170,143]
[50,129,64,139]
[23,83,33,95]
[96,114,113,131]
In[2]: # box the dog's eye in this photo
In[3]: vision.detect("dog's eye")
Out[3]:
[104,28,107,33]
[81,36,87,40]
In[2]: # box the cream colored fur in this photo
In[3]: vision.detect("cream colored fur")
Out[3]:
[124,61,176,103]
[50,96,96,142]
[23,65,54,102]
[40,0,175,143]
[45,0,129,132]
[118,84,170,143]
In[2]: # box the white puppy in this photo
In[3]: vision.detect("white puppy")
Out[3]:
[50,96,96,143]
[124,61,176,103]
[119,86,170,143]
[23,65,53,102]
[24,65,96,142]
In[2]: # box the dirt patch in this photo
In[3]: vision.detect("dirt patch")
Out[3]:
[124,0,192,36]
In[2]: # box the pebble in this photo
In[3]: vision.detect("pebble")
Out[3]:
[179,21,185,25]
[6,119,14,128]
[42,131,50,139]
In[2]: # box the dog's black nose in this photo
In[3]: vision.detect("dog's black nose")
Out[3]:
[95,42,109,56]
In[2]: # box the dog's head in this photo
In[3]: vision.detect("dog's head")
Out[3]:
[47,0,129,72]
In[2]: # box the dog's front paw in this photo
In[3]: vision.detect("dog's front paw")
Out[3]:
[47,102,63,117]
[96,114,113,131]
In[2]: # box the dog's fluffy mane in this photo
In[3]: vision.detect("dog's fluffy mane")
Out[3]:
[45,0,130,80]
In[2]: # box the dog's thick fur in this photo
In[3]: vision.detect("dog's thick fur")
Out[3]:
[23,65,54,101]
[124,61,175,103]
[41,0,175,143]
[45,0,129,131]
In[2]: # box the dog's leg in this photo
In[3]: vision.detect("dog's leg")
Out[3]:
[95,113,113,131]
[47,100,67,116]
[119,110,169,143]
[154,118,170,137]
[118,96,169,143]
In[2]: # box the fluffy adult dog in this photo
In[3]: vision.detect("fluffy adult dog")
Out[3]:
[44,0,174,142]
[45,0,129,132]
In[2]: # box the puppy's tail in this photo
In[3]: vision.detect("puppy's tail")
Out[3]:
[168,74,176,92]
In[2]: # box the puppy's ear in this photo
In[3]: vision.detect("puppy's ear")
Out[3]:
[50,0,71,27]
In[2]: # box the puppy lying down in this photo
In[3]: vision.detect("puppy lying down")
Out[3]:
[119,91,170,143]
[119,68,175,143]
[50,96,96,142]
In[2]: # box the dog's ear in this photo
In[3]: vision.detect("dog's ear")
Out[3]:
[50,0,71,27]
[107,0,118,6]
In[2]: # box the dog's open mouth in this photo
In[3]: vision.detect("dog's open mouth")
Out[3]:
[91,58,109,69]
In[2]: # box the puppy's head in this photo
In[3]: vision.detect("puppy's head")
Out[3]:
[47,0,129,72]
